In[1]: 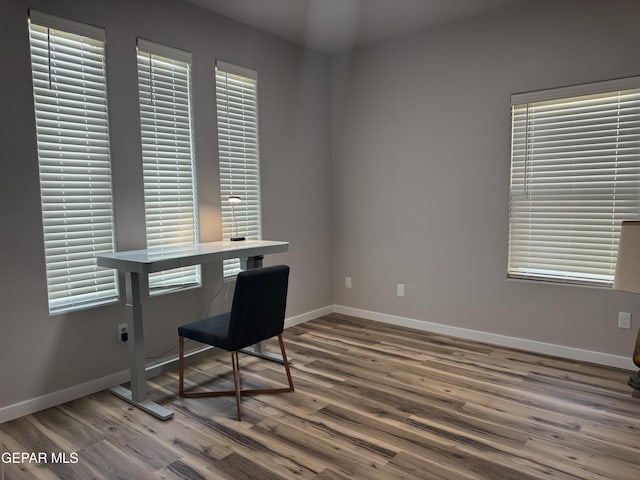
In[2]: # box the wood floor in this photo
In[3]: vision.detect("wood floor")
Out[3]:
[2,313,640,480]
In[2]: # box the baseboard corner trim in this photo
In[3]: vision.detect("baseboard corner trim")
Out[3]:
[285,305,334,328]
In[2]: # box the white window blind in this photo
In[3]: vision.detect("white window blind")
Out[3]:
[215,61,262,277]
[508,78,640,286]
[137,40,200,292]
[28,11,118,314]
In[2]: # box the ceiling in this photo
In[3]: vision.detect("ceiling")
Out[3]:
[184,0,527,54]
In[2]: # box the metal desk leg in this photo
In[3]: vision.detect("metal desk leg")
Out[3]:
[110,271,174,420]
[241,254,264,270]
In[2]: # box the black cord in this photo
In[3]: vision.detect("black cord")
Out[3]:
[145,344,178,361]
[142,278,228,361]
[205,278,228,317]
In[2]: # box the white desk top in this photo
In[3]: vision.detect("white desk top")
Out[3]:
[96,240,289,274]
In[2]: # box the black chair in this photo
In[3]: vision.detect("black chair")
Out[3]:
[178,265,294,420]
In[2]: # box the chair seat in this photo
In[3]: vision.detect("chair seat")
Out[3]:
[178,313,235,351]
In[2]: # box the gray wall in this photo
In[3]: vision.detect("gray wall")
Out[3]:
[0,0,332,409]
[331,0,640,358]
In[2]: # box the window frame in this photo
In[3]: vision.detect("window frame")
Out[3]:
[28,10,119,314]
[507,76,640,287]
[215,60,262,277]
[136,39,201,294]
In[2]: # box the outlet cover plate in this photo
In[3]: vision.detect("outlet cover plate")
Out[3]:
[618,312,632,329]
[118,323,128,342]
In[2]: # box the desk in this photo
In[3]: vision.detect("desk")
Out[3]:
[97,240,289,420]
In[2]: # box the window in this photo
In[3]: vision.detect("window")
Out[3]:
[28,11,118,314]
[508,77,640,286]
[137,40,200,292]
[215,61,262,277]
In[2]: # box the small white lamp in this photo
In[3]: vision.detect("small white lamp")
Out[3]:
[613,220,640,391]
[228,195,245,241]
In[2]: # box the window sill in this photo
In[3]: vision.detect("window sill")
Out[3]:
[149,282,202,297]
[49,296,120,316]
[505,275,612,291]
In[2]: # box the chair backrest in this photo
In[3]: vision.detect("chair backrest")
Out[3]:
[227,265,290,350]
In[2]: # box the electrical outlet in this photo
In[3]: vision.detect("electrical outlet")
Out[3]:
[345,276,352,289]
[618,312,632,330]
[118,323,128,342]
[397,283,405,297]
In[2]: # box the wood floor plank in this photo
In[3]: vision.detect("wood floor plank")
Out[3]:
[79,439,160,479]
[311,468,352,480]
[58,395,182,471]
[209,451,288,480]
[251,417,392,479]
[172,403,319,479]
[2,314,639,479]
[153,461,209,480]
[1,415,100,480]
[0,433,64,480]
[521,435,640,480]
[381,449,508,480]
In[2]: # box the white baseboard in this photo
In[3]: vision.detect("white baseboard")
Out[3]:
[0,305,333,424]
[285,305,334,328]
[0,369,129,425]
[333,305,636,371]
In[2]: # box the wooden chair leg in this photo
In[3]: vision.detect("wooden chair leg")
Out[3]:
[278,335,295,392]
[180,337,292,421]
[178,336,185,397]
[231,351,242,421]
